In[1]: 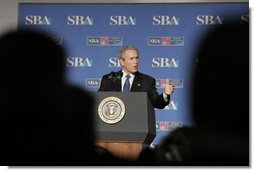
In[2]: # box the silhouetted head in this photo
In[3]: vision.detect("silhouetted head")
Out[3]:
[0,29,66,111]
[192,23,249,135]
[0,29,98,165]
[0,29,65,90]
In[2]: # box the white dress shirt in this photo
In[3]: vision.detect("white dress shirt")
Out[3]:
[121,70,135,91]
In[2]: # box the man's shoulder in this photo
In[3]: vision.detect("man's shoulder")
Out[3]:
[101,72,111,78]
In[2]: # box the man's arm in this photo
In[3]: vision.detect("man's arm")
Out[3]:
[147,78,170,109]
[98,75,108,91]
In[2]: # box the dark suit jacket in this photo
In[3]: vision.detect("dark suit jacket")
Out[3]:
[98,70,169,109]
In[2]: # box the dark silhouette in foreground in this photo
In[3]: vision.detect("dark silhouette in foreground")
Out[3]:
[0,29,133,166]
[138,23,249,166]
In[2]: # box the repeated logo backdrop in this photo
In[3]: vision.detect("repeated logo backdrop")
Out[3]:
[18,3,248,144]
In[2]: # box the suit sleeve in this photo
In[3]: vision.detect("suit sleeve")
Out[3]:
[147,78,170,109]
[98,75,108,91]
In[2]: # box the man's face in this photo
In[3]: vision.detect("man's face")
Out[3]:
[120,49,139,74]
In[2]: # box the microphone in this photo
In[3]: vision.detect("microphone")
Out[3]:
[108,71,122,83]
[108,71,115,80]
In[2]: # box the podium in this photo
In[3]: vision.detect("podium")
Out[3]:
[92,92,156,160]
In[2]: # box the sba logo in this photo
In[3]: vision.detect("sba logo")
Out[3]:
[152,58,179,68]
[109,57,121,67]
[153,15,180,25]
[67,16,93,25]
[86,78,101,87]
[66,57,92,67]
[25,15,51,25]
[110,16,136,25]
[196,15,223,25]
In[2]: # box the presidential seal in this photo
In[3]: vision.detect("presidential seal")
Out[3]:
[98,96,125,124]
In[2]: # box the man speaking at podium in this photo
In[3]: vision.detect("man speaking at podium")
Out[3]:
[98,45,174,109]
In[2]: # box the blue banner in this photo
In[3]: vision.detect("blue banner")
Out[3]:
[18,3,248,144]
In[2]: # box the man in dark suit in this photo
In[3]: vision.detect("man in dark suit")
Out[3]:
[98,45,174,109]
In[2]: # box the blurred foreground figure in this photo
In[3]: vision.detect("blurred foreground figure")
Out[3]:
[0,29,97,165]
[152,23,249,166]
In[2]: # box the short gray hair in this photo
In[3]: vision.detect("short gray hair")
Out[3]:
[118,45,139,60]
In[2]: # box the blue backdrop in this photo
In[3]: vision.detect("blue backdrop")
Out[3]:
[18,3,248,144]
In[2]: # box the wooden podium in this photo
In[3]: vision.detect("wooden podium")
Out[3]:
[92,92,156,160]
[96,141,143,160]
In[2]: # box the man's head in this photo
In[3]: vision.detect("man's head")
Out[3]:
[192,23,249,135]
[0,29,65,86]
[118,45,139,74]
[0,29,66,112]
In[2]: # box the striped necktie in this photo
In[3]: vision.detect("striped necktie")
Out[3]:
[123,74,130,92]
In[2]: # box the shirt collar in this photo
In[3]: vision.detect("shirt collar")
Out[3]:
[122,69,135,78]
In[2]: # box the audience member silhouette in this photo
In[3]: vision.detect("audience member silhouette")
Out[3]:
[0,29,133,166]
[189,22,249,166]
[138,22,249,166]
[0,29,96,165]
